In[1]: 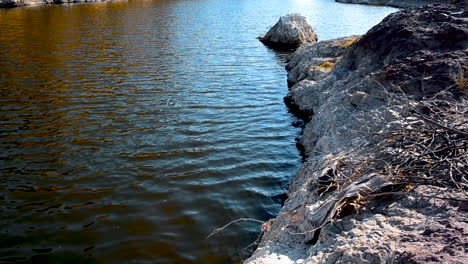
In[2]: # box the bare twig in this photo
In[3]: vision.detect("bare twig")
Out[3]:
[206,218,265,239]
[367,191,468,203]
[413,112,468,137]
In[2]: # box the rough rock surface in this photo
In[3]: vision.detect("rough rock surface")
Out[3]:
[246,4,467,264]
[285,36,360,87]
[0,0,107,8]
[335,0,465,8]
[259,14,318,50]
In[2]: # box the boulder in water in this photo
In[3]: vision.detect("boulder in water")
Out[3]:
[258,14,318,50]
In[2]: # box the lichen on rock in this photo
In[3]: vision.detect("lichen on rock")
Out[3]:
[285,36,360,88]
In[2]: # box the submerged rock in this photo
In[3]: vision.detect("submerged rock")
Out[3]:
[247,4,467,264]
[258,14,318,50]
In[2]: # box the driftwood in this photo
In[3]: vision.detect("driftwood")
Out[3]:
[293,174,392,241]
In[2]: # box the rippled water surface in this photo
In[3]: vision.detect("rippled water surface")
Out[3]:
[0,0,396,262]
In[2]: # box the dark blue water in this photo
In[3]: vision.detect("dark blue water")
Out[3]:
[0,0,397,262]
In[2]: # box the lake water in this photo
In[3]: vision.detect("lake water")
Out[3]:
[0,0,397,263]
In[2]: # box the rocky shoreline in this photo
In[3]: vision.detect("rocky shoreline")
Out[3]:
[247,4,467,264]
[1,0,463,9]
[0,0,108,8]
[335,0,464,8]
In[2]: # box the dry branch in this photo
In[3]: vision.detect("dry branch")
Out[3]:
[205,218,264,239]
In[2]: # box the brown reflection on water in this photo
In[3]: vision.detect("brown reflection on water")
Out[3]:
[0,2,214,263]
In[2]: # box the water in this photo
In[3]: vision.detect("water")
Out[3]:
[0,0,397,263]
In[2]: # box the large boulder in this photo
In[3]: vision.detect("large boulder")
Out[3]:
[335,0,465,8]
[258,14,318,50]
